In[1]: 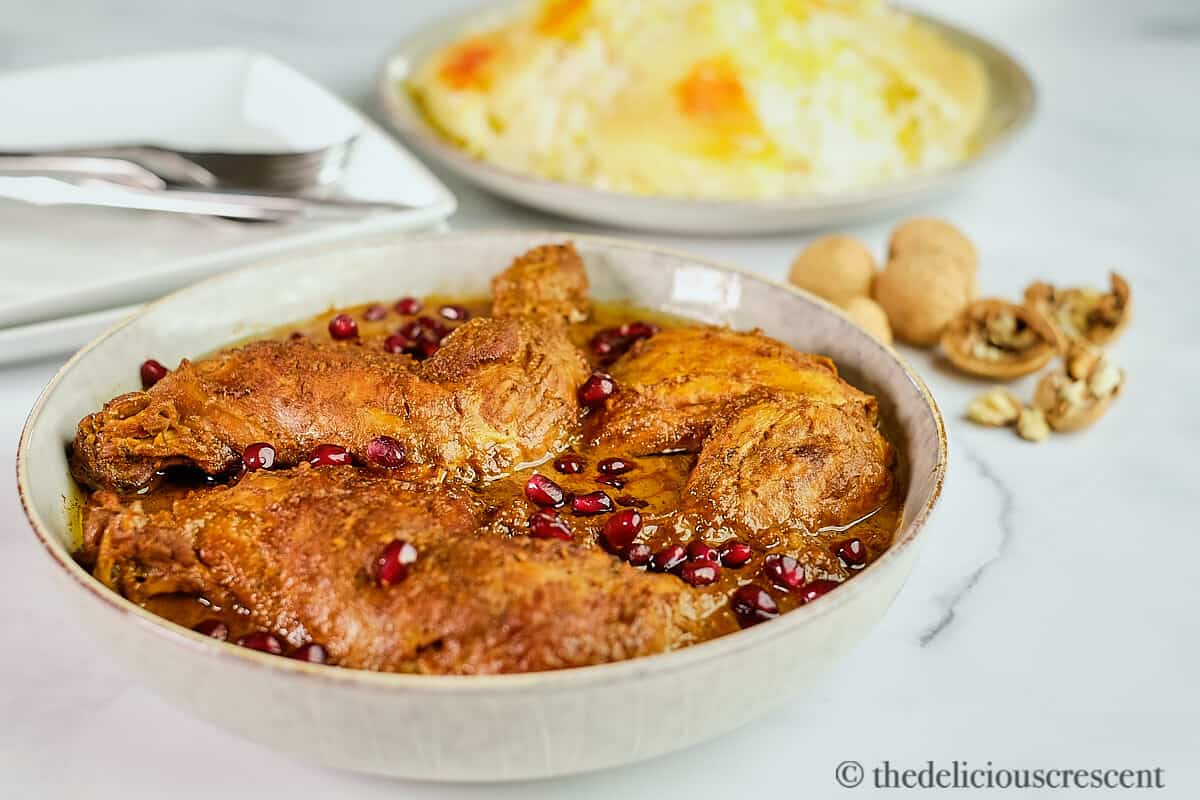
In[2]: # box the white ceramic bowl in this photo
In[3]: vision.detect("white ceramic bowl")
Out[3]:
[17,231,946,781]
[377,5,1035,235]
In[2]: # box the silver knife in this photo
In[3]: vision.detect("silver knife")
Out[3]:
[0,174,417,222]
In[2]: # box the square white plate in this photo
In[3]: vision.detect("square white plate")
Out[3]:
[0,48,456,330]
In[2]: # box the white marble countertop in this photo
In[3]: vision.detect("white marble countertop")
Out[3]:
[2,0,1198,796]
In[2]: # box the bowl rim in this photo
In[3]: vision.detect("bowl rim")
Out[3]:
[376,1,1037,215]
[16,229,947,692]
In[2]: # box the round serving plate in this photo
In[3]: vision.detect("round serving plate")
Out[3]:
[377,4,1035,235]
[17,231,946,781]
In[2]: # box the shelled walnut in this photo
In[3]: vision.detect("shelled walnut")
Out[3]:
[1024,272,1131,347]
[1016,407,1051,442]
[940,299,1060,379]
[1032,341,1125,432]
[966,387,1022,426]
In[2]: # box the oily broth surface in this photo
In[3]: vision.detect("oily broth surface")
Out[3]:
[81,296,902,652]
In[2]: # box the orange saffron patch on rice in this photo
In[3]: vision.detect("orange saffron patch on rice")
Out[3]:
[536,0,591,38]
[440,39,499,90]
[676,57,763,135]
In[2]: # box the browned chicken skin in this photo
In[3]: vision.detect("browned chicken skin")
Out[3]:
[72,314,589,491]
[588,326,877,455]
[84,466,687,674]
[681,399,894,541]
[491,243,591,322]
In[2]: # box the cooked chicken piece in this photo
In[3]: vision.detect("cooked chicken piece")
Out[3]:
[492,242,590,322]
[417,314,588,475]
[681,399,894,540]
[72,315,589,491]
[588,326,877,454]
[83,466,686,674]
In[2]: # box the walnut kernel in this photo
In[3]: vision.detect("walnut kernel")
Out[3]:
[966,387,1022,427]
[1016,407,1051,442]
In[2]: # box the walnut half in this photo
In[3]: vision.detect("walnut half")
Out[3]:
[940,299,1060,379]
[1024,272,1131,347]
[1033,342,1125,432]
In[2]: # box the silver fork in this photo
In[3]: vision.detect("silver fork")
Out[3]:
[0,140,353,193]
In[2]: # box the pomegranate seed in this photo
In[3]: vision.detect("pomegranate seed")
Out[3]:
[718,541,753,568]
[600,508,643,552]
[616,495,649,509]
[625,542,652,566]
[417,316,451,338]
[193,619,228,641]
[395,319,446,353]
[597,457,635,475]
[366,435,406,468]
[620,321,659,339]
[730,584,779,627]
[578,372,616,408]
[650,544,687,573]
[834,538,868,570]
[397,320,426,341]
[384,333,415,354]
[290,643,328,664]
[236,631,284,655]
[686,541,719,562]
[439,304,470,321]
[681,559,721,587]
[571,491,614,515]
[588,323,657,363]
[763,554,805,592]
[394,297,422,315]
[799,579,841,604]
[241,442,276,472]
[589,331,621,359]
[525,474,566,507]
[528,508,572,540]
[139,359,168,388]
[376,539,418,586]
[554,454,586,474]
[328,313,358,340]
[363,304,388,321]
[596,475,625,489]
[308,444,352,467]
[415,340,439,360]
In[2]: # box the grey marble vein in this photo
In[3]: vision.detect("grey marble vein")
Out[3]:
[919,441,1016,647]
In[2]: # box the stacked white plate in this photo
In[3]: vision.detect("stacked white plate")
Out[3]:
[0,48,456,365]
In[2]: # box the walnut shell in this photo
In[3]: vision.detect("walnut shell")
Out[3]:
[872,250,974,347]
[888,218,977,288]
[1033,355,1125,432]
[788,235,877,306]
[940,299,1059,379]
[1024,271,1131,347]
[840,297,893,345]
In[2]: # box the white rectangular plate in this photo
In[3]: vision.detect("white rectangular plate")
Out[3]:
[0,48,456,329]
